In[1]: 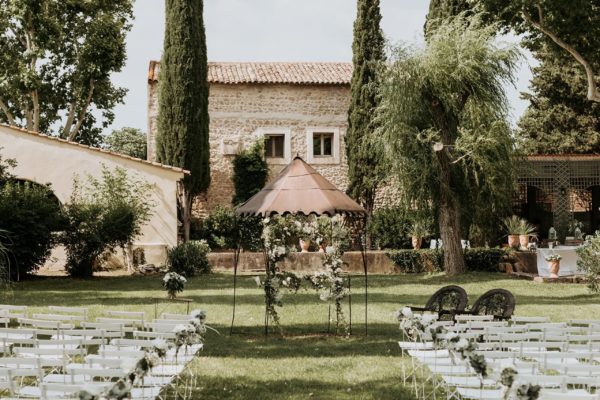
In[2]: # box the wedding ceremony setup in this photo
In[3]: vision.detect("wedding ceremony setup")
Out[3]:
[2,0,600,399]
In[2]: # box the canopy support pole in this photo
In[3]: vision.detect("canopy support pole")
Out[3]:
[229,243,241,335]
[359,215,368,336]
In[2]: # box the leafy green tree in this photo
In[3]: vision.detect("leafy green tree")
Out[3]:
[156,0,210,241]
[232,140,269,206]
[378,16,519,275]
[0,1,133,144]
[476,0,600,103]
[61,167,154,278]
[104,127,148,159]
[346,0,385,234]
[518,52,600,154]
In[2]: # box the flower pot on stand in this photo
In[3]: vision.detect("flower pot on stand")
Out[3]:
[548,260,560,278]
[508,235,519,249]
[411,236,422,250]
[519,234,530,250]
[300,239,311,253]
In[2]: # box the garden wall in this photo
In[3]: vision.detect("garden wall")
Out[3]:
[209,251,397,273]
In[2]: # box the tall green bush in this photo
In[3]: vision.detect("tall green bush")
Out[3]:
[0,181,65,280]
[367,207,411,249]
[388,248,507,273]
[61,167,154,278]
[232,140,269,205]
[198,206,263,252]
[167,240,211,277]
[576,233,600,293]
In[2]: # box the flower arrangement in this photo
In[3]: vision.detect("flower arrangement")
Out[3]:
[151,338,169,359]
[544,253,562,262]
[295,218,319,241]
[173,323,199,358]
[394,307,438,341]
[260,216,300,330]
[76,378,132,400]
[190,309,207,322]
[162,272,187,299]
[500,367,541,400]
[306,246,350,334]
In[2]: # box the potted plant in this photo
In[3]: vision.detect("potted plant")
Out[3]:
[502,215,524,249]
[545,253,562,278]
[408,220,430,250]
[517,219,537,250]
[296,219,317,253]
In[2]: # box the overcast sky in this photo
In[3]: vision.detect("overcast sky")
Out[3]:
[109,0,535,133]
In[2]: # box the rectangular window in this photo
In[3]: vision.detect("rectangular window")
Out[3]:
[265,134,285,158]
[313,133,333,157]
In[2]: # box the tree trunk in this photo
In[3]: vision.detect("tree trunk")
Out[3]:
[183,190,192,243]
[439,188,466,275]
[429,95,467,275]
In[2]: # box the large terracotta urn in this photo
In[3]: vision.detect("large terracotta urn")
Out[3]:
[519,234,530,249]
[548,260,560,278]
[300,239,311,253]
[508,235,519,249]
[411,236,422,250]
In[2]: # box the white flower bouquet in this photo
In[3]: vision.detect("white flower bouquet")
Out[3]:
[162,272,187,299]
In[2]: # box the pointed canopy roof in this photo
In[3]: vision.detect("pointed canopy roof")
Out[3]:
[236,157,366,217]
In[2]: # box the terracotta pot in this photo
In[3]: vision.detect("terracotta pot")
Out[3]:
[318,242,327,253]
[300,239,311,253]
[519,234,530,249]
[508,235,519,249]
[411,236,422,250]
[548,260,560,278]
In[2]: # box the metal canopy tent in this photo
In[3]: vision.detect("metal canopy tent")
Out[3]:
[231,156,369,335]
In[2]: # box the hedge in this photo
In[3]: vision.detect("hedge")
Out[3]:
[387,248,508,273]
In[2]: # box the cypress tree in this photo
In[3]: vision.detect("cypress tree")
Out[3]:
[156,0,210,241]
[424,0,471,38]
[347,0,385,231]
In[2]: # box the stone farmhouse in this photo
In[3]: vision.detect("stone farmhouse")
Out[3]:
[147,61,365,214]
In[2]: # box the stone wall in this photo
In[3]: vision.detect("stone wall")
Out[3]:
[148,81,398,215]
[209,251,397,274]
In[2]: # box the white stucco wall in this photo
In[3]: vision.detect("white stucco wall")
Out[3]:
[0,124,183,266]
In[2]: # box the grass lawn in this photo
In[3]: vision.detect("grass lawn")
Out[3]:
[2,272,600,399]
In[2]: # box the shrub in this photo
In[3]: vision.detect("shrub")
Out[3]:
[367,207,411,249]
[387,248,508,273]
[197,206,263,251]
[232,140,269,205]
[576,233,600,293]
[61,167,154,278]
[0,181,65,280]
[167,240,211,277]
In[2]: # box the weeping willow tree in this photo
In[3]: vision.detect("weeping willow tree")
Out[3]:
[378,15,519,275]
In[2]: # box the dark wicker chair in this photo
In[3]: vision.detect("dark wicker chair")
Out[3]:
[409,285,469,320]
[469,288,516,320]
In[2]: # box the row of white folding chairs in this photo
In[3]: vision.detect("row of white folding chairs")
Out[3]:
[404,344,600,399]
[399,315,600,399]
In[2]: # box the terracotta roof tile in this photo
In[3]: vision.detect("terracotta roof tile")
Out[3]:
[148,61,352,85]
[1,124,189,175]
[527,154,600,161]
